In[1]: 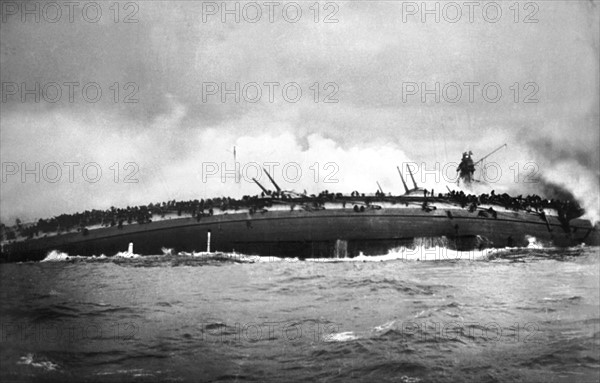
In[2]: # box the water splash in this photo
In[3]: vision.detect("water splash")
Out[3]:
[322,331,359,342]
[40,250,71,262]
[17,353,59,371]
[526,235,543,249]
[114,251,141,259]
[35,242,581,265]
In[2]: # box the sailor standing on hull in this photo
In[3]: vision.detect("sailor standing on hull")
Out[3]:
[457,151,475,186]
[457,144,507,187]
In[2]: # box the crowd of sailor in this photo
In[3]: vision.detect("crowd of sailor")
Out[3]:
[1,190,583,241]
[444,190,581,215]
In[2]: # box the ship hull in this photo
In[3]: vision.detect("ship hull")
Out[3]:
[2,206,599,262]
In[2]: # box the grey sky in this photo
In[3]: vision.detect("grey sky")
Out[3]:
[1,1,598,222]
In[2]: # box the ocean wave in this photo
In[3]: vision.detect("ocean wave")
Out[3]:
[41,250,108,262]
[113,252,141,259]
[39,249,262,265]
[323,331,359,342]
[323,320,398,343]
[302,244,512,262]
[37,244,598,264]
[17,353,59,371]
[40,250,72,262]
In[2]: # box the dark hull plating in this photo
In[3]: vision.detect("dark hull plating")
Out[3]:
[2,205,599,262]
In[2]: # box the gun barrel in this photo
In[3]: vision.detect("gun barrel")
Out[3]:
[406,164,418,189]
[252,178,269,194]
[397,166,409,194]
[263,168,282,192]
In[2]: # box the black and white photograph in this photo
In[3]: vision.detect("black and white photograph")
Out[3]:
[1,1,599,381]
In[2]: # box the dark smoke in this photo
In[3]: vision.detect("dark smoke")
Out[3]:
[537,177,579,202]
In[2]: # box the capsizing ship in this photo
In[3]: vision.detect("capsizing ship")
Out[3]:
[2,147,599,262]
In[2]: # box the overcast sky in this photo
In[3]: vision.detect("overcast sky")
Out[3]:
[1,0,598,223]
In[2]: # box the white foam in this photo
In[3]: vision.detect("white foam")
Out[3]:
[304,245,501,263]
[373,321,396,332]
[37,244,550,263]
[114,243,142,259]
[17,353,59,371]
[323,331,359,342]
[385,245,499,261]
[40,250,71,262]
[114,251,141,259]
[322,320,396,342]
[174,251,261,263]
[526,235,543,249]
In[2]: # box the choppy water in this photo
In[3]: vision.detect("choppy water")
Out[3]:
[1,247,599,383]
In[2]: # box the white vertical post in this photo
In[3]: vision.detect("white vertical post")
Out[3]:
[128,242,133,254]
[207,231,211,253]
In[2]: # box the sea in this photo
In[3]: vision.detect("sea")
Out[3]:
[1,246,599,383]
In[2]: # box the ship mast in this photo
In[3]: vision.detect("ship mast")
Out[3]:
[233,146,238,184]
[226,145,241,186]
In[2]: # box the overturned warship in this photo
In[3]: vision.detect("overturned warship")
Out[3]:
[1,149,599,262]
